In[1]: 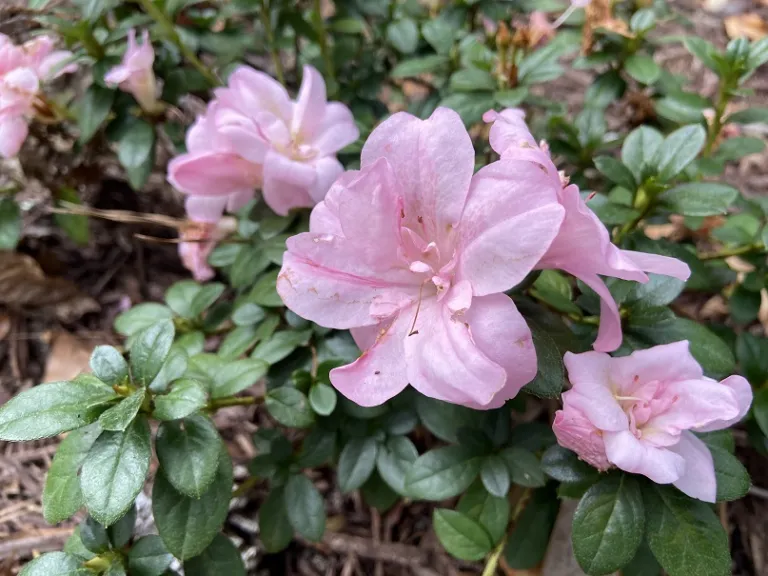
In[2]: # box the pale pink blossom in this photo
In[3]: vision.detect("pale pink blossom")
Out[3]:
[0,34,75,158]
[104,30,159,113]
[278,107,566,408]
[178,217,237,281]
[168,65,358,221]
[484,108,691,352]
[553,342,751,502]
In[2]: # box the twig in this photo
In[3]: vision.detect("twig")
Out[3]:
[132,0,219,86]
[0,528,74,559]
[48,203,185,229]
[299,533,430,567]
[699,243,763,261]
[207,395,262,411]
[749,485,768,500]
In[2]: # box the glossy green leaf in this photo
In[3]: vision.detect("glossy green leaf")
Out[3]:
[653,124,707,182]
[594,156,637,191]
[90,346,128,387]
[284,474,326,542]
[660,182,738,216]
[622,125,663,181]
[19,552,90,576]
[251,329,312,365]
[625,54,661,84]
[78,85,114,144]
[81,416,151,526]
[114,303,173,337]
[404,445,481,501]
[129,320,175,386]
[387,18,419,54]
[265,387,315,428]
[98,388,145,431]
[480,455,510,498]
[433,509,493,561]
[127,535,173,576]
[0,197,21,250]
[391,55,449,78]
[309,383,337,416]
[259,487,294,552]
[338,437,379,493]
[504,485,560,569]
[456,481,509,544]
[184,533,245,576]
[153,379,208,421]
[376,436,419,496]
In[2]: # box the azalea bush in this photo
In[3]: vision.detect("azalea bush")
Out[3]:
[2,0,768,575]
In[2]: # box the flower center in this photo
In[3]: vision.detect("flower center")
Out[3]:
[614,379,679,439]
[400,215,457,300]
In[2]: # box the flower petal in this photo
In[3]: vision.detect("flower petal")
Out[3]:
[168,152,261,197]
[621,250,691,281]
[308,156,344,203]
[610,341,703,387]
[669,431,716,502]
[604,430,685,484]
[184,196,229,223]
[460,203,564,296]
[0,115,28,158]
[311,102,360,155]
[695,375,753,432]
[330,313,410,406]
[462,294,537,407]
[361,107,474,235]
[405,300,507,407]
[226,65,292,124]
[292,65,327,139]
[644,377,741,433]
[577,272,623,352]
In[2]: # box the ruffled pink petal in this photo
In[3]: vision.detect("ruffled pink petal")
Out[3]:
[226,66,293,124]
[311,102,360,155]
[37,50,76,79]
[610,341,704,387]
[104,65,131,86]
[577,272,623,352]
[695,375,753,432]
[226,189,255,213]
[462,294,537,408]
[553,399,612,471]
[263,149,317,189]
[603,430,686,484]
[292,65,326,140]
[184,196,228,223]
[361,107,474,236]
[483,108,559,179]
[330,313,410,406]
[670,431,717,502]
[308,156,344,203]
[214,107,269,163]
[644,378,741,433]
[0,115,28,158]
[404,299,507,407]
[460,203,564,296]
[168,152,261,197]
[620,249,691,281]
[261,178,314,216]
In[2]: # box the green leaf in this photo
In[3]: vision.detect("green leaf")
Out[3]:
[594,156,637,191]
[190,283,226,317]
[623,541,661,576]
[259,487,294,552]
[439,92,495,126]
[416,395,483,443]
[130,320,175,386]
[0,197,21,250]
[422,18,454,54]
[153,379,208,421]
[450,67,496,92]
[625,54,661,84]
[80,516,110,553]
[654,92,710,124]
[78,85,114,144]
[53,187,90,246]
[231,302,265,326]
[572,475,644,575]
[152,447,233,560]
[433,509,493,561]
[376,436,419,496]
[230,248,270,289]
[622,126,663,181]
[217,326,259,359]
[210,358,268,398]
[726,107,768,124]
[81,416,151,526]
[128,535,173,576]
[90,346,128,387]
[114,303,173,337]
[660,182,738,216]
[184,533,245,576]
[504,485,560,569]
[499,447,546,488]
[753,388,768,438]
[736,332,768,386]
[531,269,580,315]
[156,414,222,498]
[480,455,510,498]
[309,383,337,416]
[456,481,509,544]
[43,423,102,524]
[714,136,766,162]
[252,329,312,364]
[174,331,205,357]
[585,70,626,109]
[248,270,283,307]
[698,434,750,502]
[118,118,155,169]
[653,125,707,182]
[338,437,379,493]
[494,87,528,108]
[523,320,565,398]
[148,349,188,394]
[361,472,399,512]
[98,388,145,432]
[108,504,136,548]
[387,18,419,54]
[643,483,730,576]
[541,445,600,485]
[405,445,482,501]
[285,474,326,542]
[265,387,315,428]
[63,526,96,561]
[391,55,449,78]
[19,552,90,576]
[164,281,202,318]
[0,377,117,441]
[684,37,721,72]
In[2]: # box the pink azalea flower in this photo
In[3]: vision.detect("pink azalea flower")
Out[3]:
[168,65,358,220]
[553,341,752,502]
[278,107,567,408]
[0,34,75,158]
[178,217,237,282]
[104,29,159,113]
[484,108,691,352]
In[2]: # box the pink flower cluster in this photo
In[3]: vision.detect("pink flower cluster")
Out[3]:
[276,107,689,409]
[104,30,159,113]
[0,34,75,158]
[554,342,751,502]
[168,64,358,223]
